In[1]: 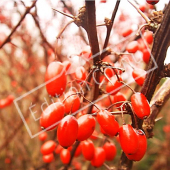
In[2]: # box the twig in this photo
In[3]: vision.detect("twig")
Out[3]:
[127,0,150,23]
[52,8,74,19]
[0,0,37,49]
[101,0,121,60]
[56,20,74,39]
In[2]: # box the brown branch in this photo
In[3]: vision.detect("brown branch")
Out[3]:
[162,63,170,77]
[30,13,56,57]
[63,1,100,170]
[85,0,100,115]
[101,0,121,60]
[143,78,170,138]
[141,1,170,102]
[0,0,37,49]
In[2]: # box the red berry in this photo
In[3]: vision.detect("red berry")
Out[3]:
[131,92,150,119]
[57,115,78,148]
[63,60,71,72]
[97,110,119,136]
[90,130,98,140]
[112,92,126,110]
[73,161,81,170]
[64,91,80,114]
[91,147,105,167]
[163,125,170,133]
[60,149,71,164]
[126,129,147,161]
[40,102,65,131]
[77,114,96,141]
[39,132,47,141]
[80,50,92,61]
[74,143,82,157]
[100,0,107,3]
[43,153,54,163]
[4,158,11,164]
[126,41,139,53]
[75,66,87,82]
[146,0,159,5]
[54,145,63,154]
[142,49,150,64]
[106,76,123,95]
[122,28,133,37]
[144,31,153,44]
[100,125,107,135]
[132,68,146,86]
[45,61,67,97]
[139,5,146,12]
[103,142,117,161]
[119,124,139,155]
[0,95,14,108]
[41,140,56,155]
[82,140,95,161]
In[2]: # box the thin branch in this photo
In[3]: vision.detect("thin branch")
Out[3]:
[101,0,121,60]
[31,13,55,55]
[0,0,37,49]
[127,0,150,23]
[52,8,74,19]
[162,63,170,77]
[56,20,74,39]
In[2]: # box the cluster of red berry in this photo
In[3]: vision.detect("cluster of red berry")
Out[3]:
[37,0,158,167]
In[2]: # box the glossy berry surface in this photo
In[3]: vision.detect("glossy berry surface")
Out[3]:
[60,149,71,164]
[0,95,14,108]
[75,66,87,82]
[144,31,153,44]
[126,129,147,161]
[45,61,67,97]
[41,140,56,155]
[55,145,63,154]
[132,68,146,86]
[40,102,65,131]
[57,115,78,148]
[82,140,95,161]
[74,143,82,157]
[131,92,150,119]
[106,76,122,95]
[91,147,105,167]
[119,124,139,155]
[64,91,80,114]
[39,132,47,141]
[112,92,126,110]
[97,110,119,136]
[146,0,159,5]
[142,49,150,64]
[77,114,96,141]
[103,142,117,161]
[43,153,54,163]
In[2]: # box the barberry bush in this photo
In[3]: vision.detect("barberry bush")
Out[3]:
[0,0,170,170]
